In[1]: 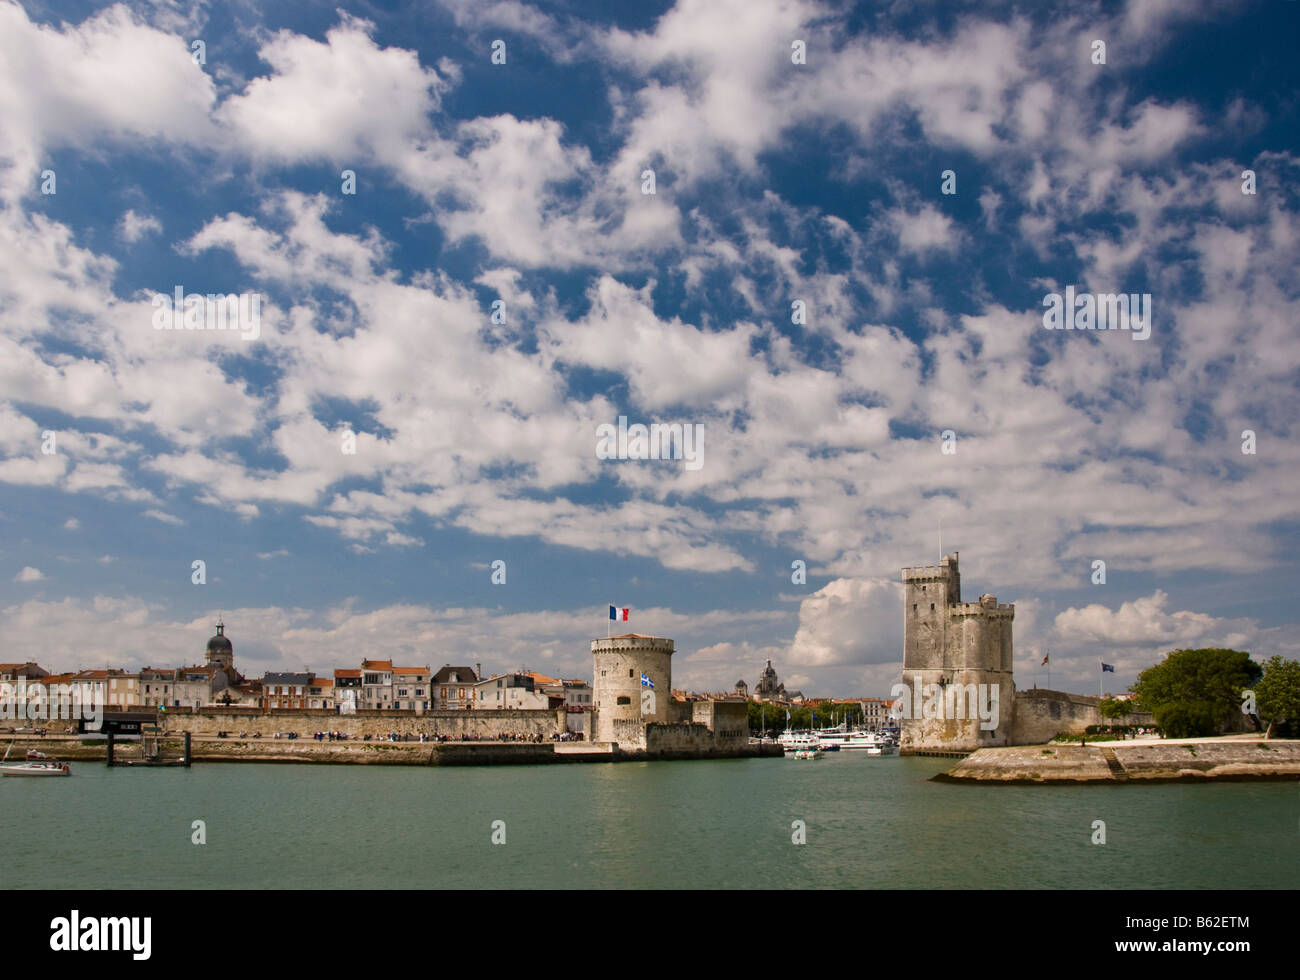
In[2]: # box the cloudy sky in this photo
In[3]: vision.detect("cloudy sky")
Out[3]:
[2,0,1297,698]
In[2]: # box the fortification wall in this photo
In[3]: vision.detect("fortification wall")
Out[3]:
[1008,689,1156,744]
[692,700,749,744]
[159,707,566,738]
[644,723,728,757]
[610,717,648,750]
[1009,690,1101,743]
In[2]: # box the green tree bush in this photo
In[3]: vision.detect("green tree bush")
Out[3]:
[1131,648,1261,737]
[1255,655,1300,737]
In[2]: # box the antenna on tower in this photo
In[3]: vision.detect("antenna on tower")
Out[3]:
[938,517,943,562]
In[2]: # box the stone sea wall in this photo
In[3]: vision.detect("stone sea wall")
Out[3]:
[156,706,568,739]
[937,739,1300,783]
[4,733,779,766]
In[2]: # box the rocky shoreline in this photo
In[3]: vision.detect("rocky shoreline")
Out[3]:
[935,738,1300,784]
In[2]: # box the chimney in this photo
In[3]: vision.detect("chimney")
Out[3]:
[476,662,482,681]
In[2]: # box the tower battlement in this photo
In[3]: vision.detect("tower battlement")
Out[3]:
[901,552,960,583]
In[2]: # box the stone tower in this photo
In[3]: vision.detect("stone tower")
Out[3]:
[899,553,1015,754]
[591,634,674,744]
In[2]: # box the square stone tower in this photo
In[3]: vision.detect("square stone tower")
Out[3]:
[899,553,1015,754]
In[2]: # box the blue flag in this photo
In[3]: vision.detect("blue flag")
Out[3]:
[1101,662,1115,673]
[640,672,654,689]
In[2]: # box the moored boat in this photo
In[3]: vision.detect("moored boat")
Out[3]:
[778,731,821,754]
[1,762,71,777]
[815,725,896,753]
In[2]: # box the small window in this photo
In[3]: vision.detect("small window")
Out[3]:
[616,696,631,705]
[912,604,917,611]
[629,669,634,678]
[930,603,935,610]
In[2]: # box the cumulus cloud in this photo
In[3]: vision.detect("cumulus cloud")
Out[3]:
[14,566,44,582]
[787,578,904,666]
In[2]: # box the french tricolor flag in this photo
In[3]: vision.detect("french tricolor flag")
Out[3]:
[609,605,629,622]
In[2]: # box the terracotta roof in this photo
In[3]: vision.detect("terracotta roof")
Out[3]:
[361,660,393,670]
[523,671,559,687]
[334,669,361,678]
[392,667,428,675]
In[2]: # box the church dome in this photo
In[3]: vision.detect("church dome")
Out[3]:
[207,621,232,654]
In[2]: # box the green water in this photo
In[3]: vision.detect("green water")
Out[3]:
[3,754,1296,888]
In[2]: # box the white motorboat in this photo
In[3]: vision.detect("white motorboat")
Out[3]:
[1,762,71,777]
[815,726,895,753]
[778,731,821,754]
[792,747,822,759]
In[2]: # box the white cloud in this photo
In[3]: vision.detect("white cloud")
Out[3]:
[14,566,44,582]
[787,578,903,666]
[118,209,161,243]
[143,509,185,526]
[0,2,217,203]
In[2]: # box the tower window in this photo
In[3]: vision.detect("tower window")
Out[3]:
[616,696,631,705]
[930,603,935,610]
[629,669,634,678]
[912,604,917,611]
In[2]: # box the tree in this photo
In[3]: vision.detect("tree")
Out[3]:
[1255,656,1300,738]
[1131,648,1262,738]
[1097,697,1131,721]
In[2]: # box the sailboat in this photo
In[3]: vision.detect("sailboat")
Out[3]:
[1,739,71,776]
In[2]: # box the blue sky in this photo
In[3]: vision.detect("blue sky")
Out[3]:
[2,0,1298,697]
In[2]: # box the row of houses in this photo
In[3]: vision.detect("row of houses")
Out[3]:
[261,662,593,715]
[3,657,593,717]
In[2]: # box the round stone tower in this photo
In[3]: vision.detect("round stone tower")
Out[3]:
[591,634,674,744]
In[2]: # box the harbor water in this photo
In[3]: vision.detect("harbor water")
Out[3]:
[3,753,1296,888]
